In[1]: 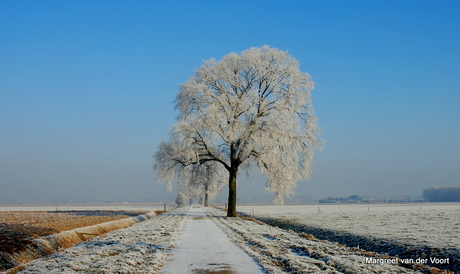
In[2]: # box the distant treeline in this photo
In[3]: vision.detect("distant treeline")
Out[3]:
[319,195,423,204]
[319,195,364,203]
[423,186,460,202]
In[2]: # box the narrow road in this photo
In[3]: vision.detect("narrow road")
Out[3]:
[161,206,265,274]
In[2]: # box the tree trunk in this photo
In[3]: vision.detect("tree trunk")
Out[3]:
[189,198,193,205]
[227,168,238,217]
[204,185,209,207]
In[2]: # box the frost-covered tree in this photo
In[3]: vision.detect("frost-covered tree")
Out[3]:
[154,46,322,217]
[192,162,226,206]
[173,162,225,206]
[175,192,187,207]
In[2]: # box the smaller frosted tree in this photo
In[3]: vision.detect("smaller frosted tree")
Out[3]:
[154,46,322,217]
[156,153,225,206]
[191,162,226,206]
[175,192,187,207]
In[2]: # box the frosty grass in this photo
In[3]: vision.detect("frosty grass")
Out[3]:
[237,203,460,251]
[207,207,421,273]
[237,203,460,273]
[16,209,188,274]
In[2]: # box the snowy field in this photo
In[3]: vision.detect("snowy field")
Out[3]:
[237,203,460,250]
[207,207,434,273]
[237,203,460,273]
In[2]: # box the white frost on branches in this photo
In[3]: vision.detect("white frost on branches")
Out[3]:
[154,45,322,205]
[175,163,226,206]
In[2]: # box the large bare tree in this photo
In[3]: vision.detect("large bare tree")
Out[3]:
[154,46,322,217]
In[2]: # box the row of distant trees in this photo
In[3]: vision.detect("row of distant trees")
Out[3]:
[423,186,460,202]
[319,195,363,203]
[319,195,423,204]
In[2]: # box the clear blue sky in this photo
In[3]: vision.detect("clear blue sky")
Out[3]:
[1,0,459,203]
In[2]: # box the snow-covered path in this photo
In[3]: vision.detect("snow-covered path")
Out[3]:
[161,206,265,274]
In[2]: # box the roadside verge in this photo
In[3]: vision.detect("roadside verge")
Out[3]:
[2,211,156,273]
